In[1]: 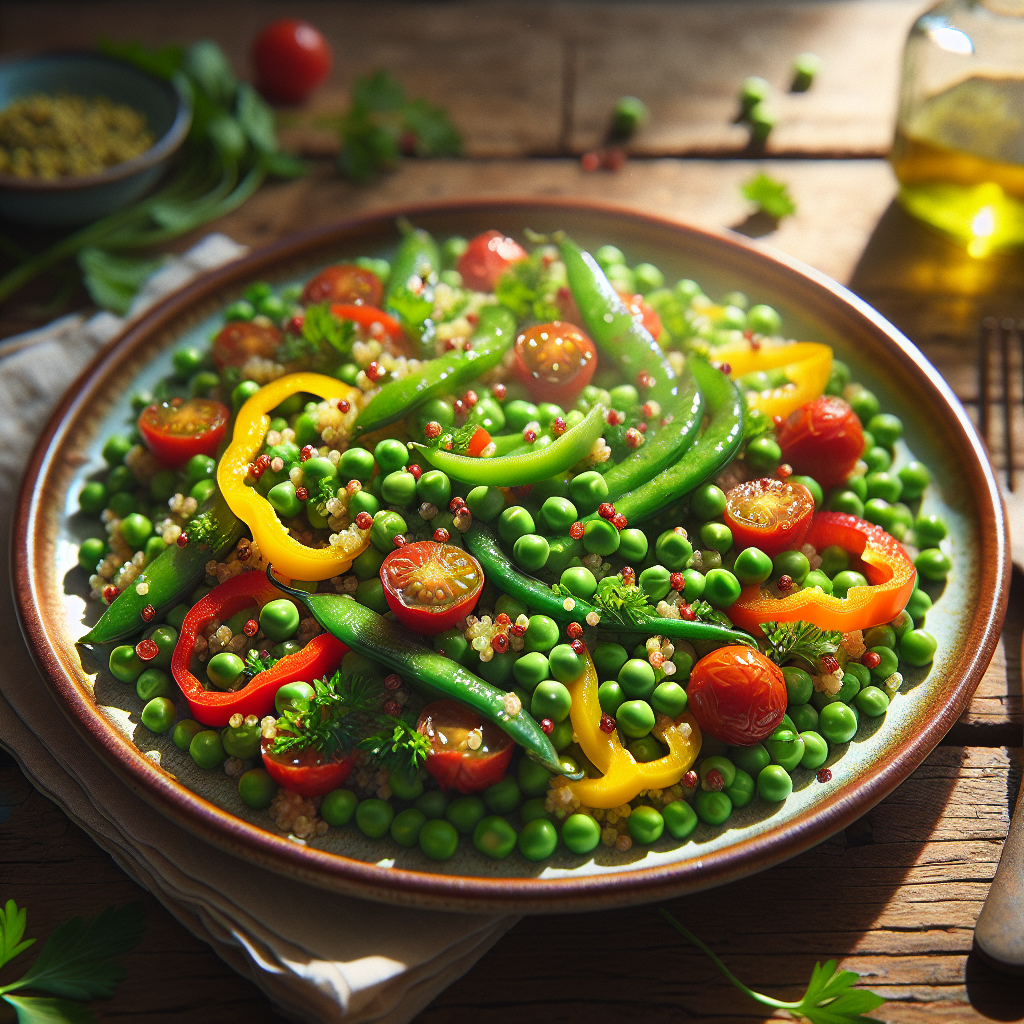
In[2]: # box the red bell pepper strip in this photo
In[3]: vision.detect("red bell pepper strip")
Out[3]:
[329,303,405,344]
[727,511,917,635]
[171,572,349,726]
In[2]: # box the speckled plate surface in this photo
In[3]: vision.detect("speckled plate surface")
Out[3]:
[12,200,1009,913]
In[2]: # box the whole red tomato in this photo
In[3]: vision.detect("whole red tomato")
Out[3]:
[380,542,484,635]
[212,320,282,370]
[513,321,597,404]
[724,478,815,556]
[777,396,864,491]
[138,398,229,469]
[302,264,383,307]
[261,741,356,797]
[457,230,527,292]
[252,19,332,103]
[416,700,513,793]
[687,646,787,745]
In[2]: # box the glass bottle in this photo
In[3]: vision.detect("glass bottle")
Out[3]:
[891,0,1024,256]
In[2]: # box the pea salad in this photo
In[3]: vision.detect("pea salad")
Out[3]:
[74,224,949,865]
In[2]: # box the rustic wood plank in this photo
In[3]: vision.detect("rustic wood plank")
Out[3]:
[566,0,922,157]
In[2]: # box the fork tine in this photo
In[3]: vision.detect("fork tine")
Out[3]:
[979,315,995,448]
[1002,318,1014,491]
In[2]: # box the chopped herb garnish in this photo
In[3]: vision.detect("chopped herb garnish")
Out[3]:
[761,620,842,670]
[494,247,564,322]
[591,574,652,624]
[741,172,797,221]
[244,648,277,678]
[359,719,432,771]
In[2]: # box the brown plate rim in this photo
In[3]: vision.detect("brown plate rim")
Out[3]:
[11,197,1010,913]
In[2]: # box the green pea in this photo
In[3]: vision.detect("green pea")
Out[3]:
[624,805,663,844]
[508,532,546,572]
[475,779,519,819]
[222,720,261,759]
[699,756,737,791]
[906,588,932,625]
[583,518,619,556]
[336,447,373,483]
[865,472,902,503]
[832,570,868,600]
[898,461,930,500]
[723,743,766,779]
[650,681,688,718]
[532,680,573,723]
[682,569,705,602]
[769,551,808,587]
[745,436,782,472]
[541,642,578,683]
[349,490,380,520]
[519,797,551,824]
[861,625,894,651]
[372,438,407,475]
[790,475,823,507]
[383,807,424,847]
[413,790,449,820]
[757,764,793,802]
[102,433,133,466]
[259,598,300,642]
[118,512,152,551]
[205,652,244,691]
[78,481,108,515]
[307,787,355,827]
[627,736,662,762]
[443,795,487,836]
[915,547,951,582]
[585,645,623,684]
[914,511,948,548]
[765,727,805,771]
[77,537,107,573]
[617,699,655,738]
[518,818,558,861]
[694,789,732,825]
[799,731,828,770]
[634,566,668,605]
[524,615,559,654]
[106,464,136,496]
[655,529,693,571]
[818,545,849,578]
[189,729,225,770]
[733,547,772,586]
[414,818,456,860]
[853,685,889,717]
[862,446,892,475]
[502,400,538,433]
[900,628,937,666]
[690,485,725,520]
[379,470,416,507]
[595,244,626,270]
[617,658,657,700]
[827,490,864,517]
[371,510,408,553]
[704,568,741,608]
[568,471,609,514]
[743,303,780,335]
[356,798,395,839]
[472,816,518,859]
[237,768,277,810]
[133,666,170,702]
[800,569,831,595]
[843,662,870,693]
[779,666,812,706]
[266,481,300,519]
[172,719,203,751]
[818,702,858,744]
[699,521,733,554]
[549,813,596,856]
[497,505,534,546]
[719,767,752,809]
[140,697,176,734]
[594,681,625,718]
[517,757,553,798]
[785,700,816,733]
[847,386,880,424]
[274,681,315,716]
[143,535,167,563]
[866,413,903,448]
[508,654,545,691]
[109,644,144,684]
[657,800,695,841]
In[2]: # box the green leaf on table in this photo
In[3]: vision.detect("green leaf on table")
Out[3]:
[11,903,144,1001]
[206,114,248,163]
[77,249,165,315]
[741,172,796,220]
[0,900,35,972]
[97,38,183,81]
[236,83,278,155]
[3,995,95,1024]
[352,70,406,113]
[402,98,462,156]
[183,39,238,107]
[259,150,307,179]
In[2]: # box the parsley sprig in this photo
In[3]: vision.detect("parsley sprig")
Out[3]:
[761,620,843,669]
[741,171,797,221]
[0,898,145,1022]
[421,422,483,455]
[276,303,356,366]
[244,648,277,678]
[659,910,885,1024]
[591,575,652,624]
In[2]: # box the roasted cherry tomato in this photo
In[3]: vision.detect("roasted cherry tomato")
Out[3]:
[723,478,815,556]
[261,739,355,797]
[138,398,229,469]
[616,289,663,340]
[777,396,865,491]
[457,230,528,292]
[212,321,283,371]
[513,321,597,405]
[380,541,484,634]
[303,264,383,307]
[329,303,404,345]
[416,699,513,793]
[687,646,787,745]
[252,19,332,104]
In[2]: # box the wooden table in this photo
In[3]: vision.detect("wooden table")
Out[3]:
[1,3,1022,1021]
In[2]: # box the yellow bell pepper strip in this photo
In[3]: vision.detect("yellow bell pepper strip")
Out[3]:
[727,511,917,635]
[714,339,832,421]
[560,650,702,808]
[218,372,371,581]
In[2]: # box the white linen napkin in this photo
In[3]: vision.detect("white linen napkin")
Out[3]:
[0,235,517,1023]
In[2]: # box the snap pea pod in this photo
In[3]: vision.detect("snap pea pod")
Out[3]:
[384,224,442,358]
[80,491,243,645]
[265,568,574,776]
[354,305,516,436]
[558,237,704,499]
[411,403,605,486]
[464,521,753,646]
[594,357,744,525]
[489,430,551,457]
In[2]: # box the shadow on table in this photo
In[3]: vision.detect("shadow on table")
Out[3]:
[965,951,1024,1020]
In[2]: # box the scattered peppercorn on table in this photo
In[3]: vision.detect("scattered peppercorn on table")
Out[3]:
[1,1,1022,1023]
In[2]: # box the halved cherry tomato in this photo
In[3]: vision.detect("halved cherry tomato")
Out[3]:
[329,303,405,345]
[138,398,229,469]
[380,542,484,634]
[615,289,662,340]
[513,321,597,405]
[303,264,383,307]
[212,321,283,371]
[252,19,332,103]
[777,396,864,491]
[687,646,787,745]
[457,230,528,292]
[727,511,917,634]
[465,426,492,458]
[723,478,815,556]
[261,739,356,797]
[416,699,513,793]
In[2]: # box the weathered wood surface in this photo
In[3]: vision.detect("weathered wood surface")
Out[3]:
[2,747,1020,1023]
[0,1,920,158]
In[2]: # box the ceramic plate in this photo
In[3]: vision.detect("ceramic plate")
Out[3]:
[13,200,1008,913]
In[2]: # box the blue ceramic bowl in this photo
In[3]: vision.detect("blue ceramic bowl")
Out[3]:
[0,51,191,226]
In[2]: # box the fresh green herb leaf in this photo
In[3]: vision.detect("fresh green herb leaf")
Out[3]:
[314,474,337,516]
[183,508,218,547]
[97,39,184,80]
[243,649,277,678]
[3,994,94,1024]
[658,910,885,1024]
[0,900,34,972]
[401,98,462,157]
[741,172,796,220]
[761,620,842,670]
[304,304,357,357]
[689,599,717,622]
[743,407,775,443]
[235,83,278,155]
[77,249,166,316]
[423,422,483,456]
[258,150,308,179]
[353,70,406,113]
[182,39,238,108]
[359,719,432,771]
[386,285,434,349]
[494,247,563,322]
[592,574,652,624]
